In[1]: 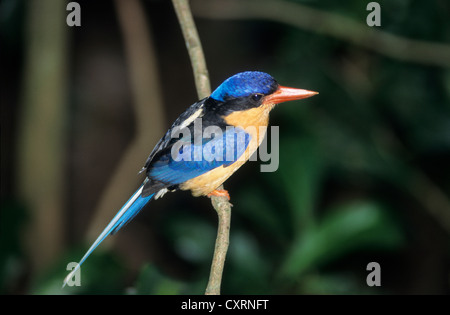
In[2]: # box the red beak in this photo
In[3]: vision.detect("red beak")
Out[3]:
[264,86,318,104]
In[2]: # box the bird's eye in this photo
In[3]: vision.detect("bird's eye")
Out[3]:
[251,93,263,102]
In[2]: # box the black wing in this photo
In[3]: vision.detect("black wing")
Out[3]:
[139,98,207,196]
[141,97,207,172]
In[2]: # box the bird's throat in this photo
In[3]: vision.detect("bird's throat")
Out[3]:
[223,102,274,131]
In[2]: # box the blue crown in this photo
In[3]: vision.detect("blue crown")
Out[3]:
[210,71,278,102]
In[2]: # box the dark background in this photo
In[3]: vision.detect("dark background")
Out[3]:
[1,0,449,294]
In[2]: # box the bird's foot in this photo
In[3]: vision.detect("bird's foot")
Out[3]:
[207,189,231,201]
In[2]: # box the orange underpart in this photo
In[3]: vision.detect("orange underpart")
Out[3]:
[207,189,231,201]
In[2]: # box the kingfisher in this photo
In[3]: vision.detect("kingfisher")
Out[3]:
[63,71,317,287]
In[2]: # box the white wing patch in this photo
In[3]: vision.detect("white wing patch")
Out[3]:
[178,106,204,129]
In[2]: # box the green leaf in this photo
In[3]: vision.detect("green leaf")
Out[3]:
[280,200,404,279]
[278,136,324,234]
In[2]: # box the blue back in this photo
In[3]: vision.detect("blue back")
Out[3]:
[149,127,250,185]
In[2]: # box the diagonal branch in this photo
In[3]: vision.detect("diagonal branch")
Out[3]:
[191,0,450,68]
[172,0,210,98]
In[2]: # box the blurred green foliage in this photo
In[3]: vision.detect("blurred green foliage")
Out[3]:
[31,249,125,295]
[0,201,27,294]
[2,0,449,294]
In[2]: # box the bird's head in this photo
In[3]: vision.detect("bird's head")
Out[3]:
[209,71,318,117]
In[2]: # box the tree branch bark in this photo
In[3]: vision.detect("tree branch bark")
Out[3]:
[172,0,210,98]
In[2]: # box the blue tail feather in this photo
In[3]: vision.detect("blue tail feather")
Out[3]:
[111,190,154,235]
[62,184,154,288]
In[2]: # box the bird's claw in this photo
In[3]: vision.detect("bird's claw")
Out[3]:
[207,189,231,201]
